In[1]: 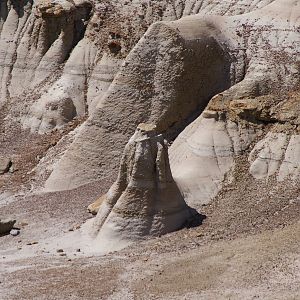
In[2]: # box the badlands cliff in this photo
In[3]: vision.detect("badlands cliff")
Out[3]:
[0,0,299,299]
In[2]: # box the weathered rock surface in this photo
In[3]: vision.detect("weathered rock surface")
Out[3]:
[1,0,299,215]
[0,1,299,296]
[169,110,257,208]
[0,157,12,174]
[87,124,195,252]
[44,0,300,193]
[249,132,300,181]
[87,194,105,215]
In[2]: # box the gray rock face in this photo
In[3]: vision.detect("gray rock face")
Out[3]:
[249,133,300,181]
[0,218,16,235]
[88,124,194,252]
[44,0,300,192]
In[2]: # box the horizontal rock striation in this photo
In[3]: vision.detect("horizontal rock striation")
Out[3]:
[169,110,257,208]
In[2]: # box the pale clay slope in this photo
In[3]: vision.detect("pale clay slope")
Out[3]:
[43,0,299,206]
[169,111,257,207]
[0,0,277,114]
[1,0,299,207]
[0,0,280,130]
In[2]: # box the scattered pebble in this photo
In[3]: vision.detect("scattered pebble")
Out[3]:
[27,241,38,245]
[10,229,20,236]
[19,222,29,227]
[57,249,64,253]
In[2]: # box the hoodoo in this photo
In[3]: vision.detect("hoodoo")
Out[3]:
[88,124,195,252]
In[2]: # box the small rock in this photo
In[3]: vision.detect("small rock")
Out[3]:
[59,253,67,257]
[26,241,38,245]
[76,249,81,252]
[19,222,29,227]
[10,229,20,236]
[0,218,16,235]
[57,249,64,253]
[9,164,17,173]
[0,157,12,174]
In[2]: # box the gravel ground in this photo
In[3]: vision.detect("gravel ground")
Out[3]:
[0,111,299,300]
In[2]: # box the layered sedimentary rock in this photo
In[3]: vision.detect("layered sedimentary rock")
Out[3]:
[245,93,300,181]
[87,124,194,252]
[171,89,300,208]
[1,0,299,215]
[0,0,92,102]
[45,0,299,194]
[1,0,282,131]
[249,132,299,180]
[44,15,235,191]
[169,110,257,208]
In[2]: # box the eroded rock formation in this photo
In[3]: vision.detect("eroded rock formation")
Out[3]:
[169,110,257,207]
[44,0,300,194]
[1,0,299,223]
[87,124,195,252]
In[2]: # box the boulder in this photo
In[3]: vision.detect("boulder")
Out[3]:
[0,218,16,235]
[169,110,257,208]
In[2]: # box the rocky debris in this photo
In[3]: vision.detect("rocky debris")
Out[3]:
[0,218,16,235]
[0,157,12,175]
[35,0,77,18]
[87,124,197,252]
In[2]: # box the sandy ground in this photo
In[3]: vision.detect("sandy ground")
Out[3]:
[0,116,299,299]
[0,166,299,299]
[0,206,299,299]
